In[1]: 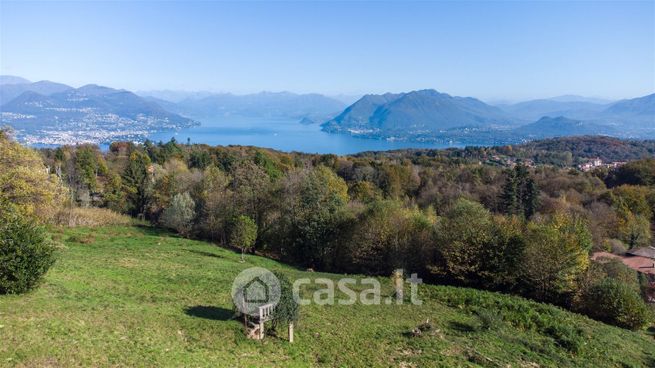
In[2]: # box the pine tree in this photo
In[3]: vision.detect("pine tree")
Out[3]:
[500,169,518,215]
[523,177,539,219]
[500,165,539,219]
[122,151,152,217]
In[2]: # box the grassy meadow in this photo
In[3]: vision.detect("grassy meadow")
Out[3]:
[0,225,654,367]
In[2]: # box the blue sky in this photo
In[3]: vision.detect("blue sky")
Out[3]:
[1,1,653,101]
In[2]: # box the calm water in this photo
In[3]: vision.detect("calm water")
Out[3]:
[148,117,466,155]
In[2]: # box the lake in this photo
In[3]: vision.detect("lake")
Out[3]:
[147,117,467,155]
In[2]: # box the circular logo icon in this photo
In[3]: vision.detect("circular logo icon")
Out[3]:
[231,267,281,316]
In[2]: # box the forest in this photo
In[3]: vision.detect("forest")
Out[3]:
[3,131,655,330]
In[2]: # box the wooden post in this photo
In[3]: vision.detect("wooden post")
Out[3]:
[288,323,294,343]
[393,269,404,302]
[259,321,264,340]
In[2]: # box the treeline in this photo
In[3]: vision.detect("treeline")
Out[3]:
[24,136,655,329]
[364,136,655,168]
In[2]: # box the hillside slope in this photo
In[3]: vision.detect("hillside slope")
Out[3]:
[0,225,653,367]
[514,116,618,138]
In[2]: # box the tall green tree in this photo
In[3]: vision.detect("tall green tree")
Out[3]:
[122,151,152,217]
[500,165,539,219]
[522,177,539,219]
[500,169,519,215]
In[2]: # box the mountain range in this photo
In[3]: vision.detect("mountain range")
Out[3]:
[1,75,653,146]
[322,90,655,142]
[497,99,607,122]
[161,91,346,121]
[0,77,197,145]
[0,80,73,105]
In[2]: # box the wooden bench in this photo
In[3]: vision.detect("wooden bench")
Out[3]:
[244,303,275,340]
[242,303,294,342]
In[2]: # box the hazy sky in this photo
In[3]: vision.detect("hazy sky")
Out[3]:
[1,1,653,101]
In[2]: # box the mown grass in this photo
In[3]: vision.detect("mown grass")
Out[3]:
[1,225,654,367]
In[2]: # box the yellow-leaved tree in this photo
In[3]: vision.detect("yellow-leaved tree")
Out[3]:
[0,130,67,222]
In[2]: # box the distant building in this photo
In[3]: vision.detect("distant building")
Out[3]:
[521,159,535,167]
[578,158,603,172]
[607,161,627,169]
[626,246,655,259]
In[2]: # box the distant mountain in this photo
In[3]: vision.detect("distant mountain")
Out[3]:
[547,95,612,104]
[603,93,655,118]
[0,80,73,105]
[298,117,317,125]
[498,98,609,122]
[171,91,346,121]
[0,75,31,85]
[322,89,515,140]
[328,94,363,105]
[586,94,655,137]
[141,95,182,113]
[499,94,654,131]
[1,83,197,145]
[513,116,617,139]
[137,90,216,103]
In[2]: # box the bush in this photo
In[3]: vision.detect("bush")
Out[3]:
[475,308,502,331]
[270,271,299,331]
[605,239,627,255]
[0,204,56,294]
[578,278,652,330]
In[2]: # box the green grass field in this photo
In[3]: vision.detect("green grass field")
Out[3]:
[1,225,654,367]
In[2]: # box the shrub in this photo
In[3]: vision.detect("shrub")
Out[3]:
[270,271,299,331]
[475,308,502,331]
[0,203,56,294]
[605,239,627,255]
[578,278,652,330]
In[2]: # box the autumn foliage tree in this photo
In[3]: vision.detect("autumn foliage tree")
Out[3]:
[519,213,592,303]
[0,130,66,222]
